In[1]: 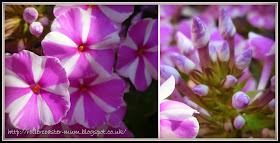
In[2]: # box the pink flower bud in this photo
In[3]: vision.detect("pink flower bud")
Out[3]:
[232,91,251,110]
[219,9,236,39]
[270,76,275,92]
[170,53,196,75]
[176,31,194,55]
[222,75,237,89]
[218,41,230,62]
[262,128,270,138]
[209,45,218,62]
[224,120,234,132]
[192,85,209,96]
[23,7,38,23]
[268,99,275,112]
[38,16,49,26]
[191,16,210,49]
[29,22,43,35]
[160,65,180,85]
[233,115,245,129]
[235,49,253,70]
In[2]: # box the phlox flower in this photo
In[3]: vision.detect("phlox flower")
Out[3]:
[61,73,126,128]
[247,5,275,29]
[116,18,158,91]
[248,32,275,90]
[160,76,199,138]
[42,7,121,79]
[5,50,70,131]
[53,5,134,24]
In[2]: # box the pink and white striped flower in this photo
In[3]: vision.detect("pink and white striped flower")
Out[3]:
[53,5,134,24]
[116,18,158,91]
[247,5,275,29]
[160,76,199,138]
[61,73,125,128]
[42,7,120,79]
[5,50,70,131]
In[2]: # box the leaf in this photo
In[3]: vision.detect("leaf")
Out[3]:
[245,90,262,98]
[243,113,275,130]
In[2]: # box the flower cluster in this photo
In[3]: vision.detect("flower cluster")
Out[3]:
[5,5,158,138]
[160,5,275,138]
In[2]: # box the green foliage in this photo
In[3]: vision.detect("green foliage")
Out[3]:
[123,80,158,138]
[244,113,275,130]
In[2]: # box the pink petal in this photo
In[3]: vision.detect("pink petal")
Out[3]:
[98,5,134,23]
[160,118,199,138]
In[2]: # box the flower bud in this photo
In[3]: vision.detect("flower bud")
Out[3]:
[38,16,49,26]
[233,115,245,129]
[17,39,25,52]
[29,22,43,35]
[191,16,210,49]
[232,91,250,110]
[224,120,234,132]
[209,45,217,62]
[192,85,209,96]
[262,128,270,138]
[218,41,230,62]
[219,9,236,39]
[222,75,237,89]
[176,31,194,55]
[23,7,38,23]
[160,65,180,85]
[235,49,252,70]
[268,98,275,112]
[270,76,275,92]
[170,53,196,75]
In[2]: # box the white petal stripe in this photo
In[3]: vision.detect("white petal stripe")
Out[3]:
[32,54,46,83]
[89,92,116,113]
[5,68,29,88]
[143,19,155,46]
[37,94,55,125]
[60,53,80,77]
[85,53,111,78]
[6,91,33,127]
[43,31,78,48]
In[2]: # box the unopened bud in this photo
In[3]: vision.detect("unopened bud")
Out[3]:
[209,45,218,62]
[191,16,210,49]
[176,31,194,55]
[233,115,245,129]
[38,16,49,26]
[235,49,252,70]
[219,9,236,39]
[29,22,43,35]
[160,65,180,85]
[270,76,275,92]
[232,91,250,110]
[193,85,209,96]
[218,41,230,62]
[224,120,234,132]
[170,53,196,75]
[222,75,237,89]
[268,99,275,112]
[262,128,270,138]
[23,7,38,23]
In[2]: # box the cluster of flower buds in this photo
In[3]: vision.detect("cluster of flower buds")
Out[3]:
[23,7,44,35]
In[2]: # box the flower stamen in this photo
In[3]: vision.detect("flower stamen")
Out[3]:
[80,84,88,92]
[137,49,144,55]
[78,45,85,52]
[31,84,41,93]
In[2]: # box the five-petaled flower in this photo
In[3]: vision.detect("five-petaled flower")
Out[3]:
[116,18,158,91]
[5,50,70,131]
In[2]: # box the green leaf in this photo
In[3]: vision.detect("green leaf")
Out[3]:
[245,90,262,98]
[244,113,275,130]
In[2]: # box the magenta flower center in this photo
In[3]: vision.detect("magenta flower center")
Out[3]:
[31,84,41,93]
[79,84,88,92]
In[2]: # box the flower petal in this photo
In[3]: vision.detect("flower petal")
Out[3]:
[98,5,134,23]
